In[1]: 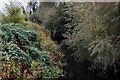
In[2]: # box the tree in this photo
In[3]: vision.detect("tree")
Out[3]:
[26,1,39,14]
[0,1,26,24]
[63,2,120,73]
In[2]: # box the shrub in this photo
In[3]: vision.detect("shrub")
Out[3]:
[0,2,26,24]
[1,23,62,79]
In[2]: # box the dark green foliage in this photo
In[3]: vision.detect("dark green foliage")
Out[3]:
[1,23,62,78]
[20,1,120,79]
[63,2,120,70]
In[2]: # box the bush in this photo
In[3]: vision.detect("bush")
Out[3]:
[0,2,26,24]
[62,3,120,70]
[1,23,62,79]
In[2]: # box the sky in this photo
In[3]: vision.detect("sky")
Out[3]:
[0,0,29,12]
[0,0,62,12]
[0,0,60,12]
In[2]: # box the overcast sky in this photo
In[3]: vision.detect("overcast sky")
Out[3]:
[0,0,59,12]
[0,0,63,12]
[0,0,29,12]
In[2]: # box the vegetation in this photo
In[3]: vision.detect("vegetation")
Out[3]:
[64,2,120,69]
[0,1,64,79]
[0,1,120,80]
[0,2,26,24]
[31,2,120,79]
[1,23,62,79]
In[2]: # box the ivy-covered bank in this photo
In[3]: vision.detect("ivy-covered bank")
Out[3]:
[0,23,63,79]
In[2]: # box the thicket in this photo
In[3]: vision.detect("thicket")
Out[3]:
[1,1,120,79]
[63,2,120,69]
[0,2,64,79]
[1,23,62,79]
[32,2,120,78]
